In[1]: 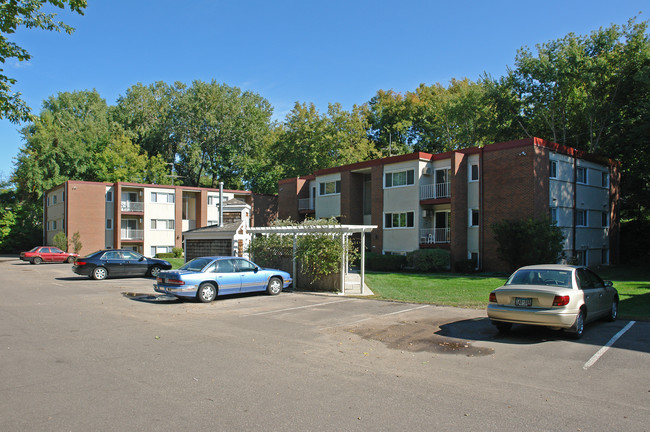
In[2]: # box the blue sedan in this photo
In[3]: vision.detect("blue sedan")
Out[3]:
[154,256,292,302]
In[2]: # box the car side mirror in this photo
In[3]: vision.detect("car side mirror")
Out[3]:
[140,257,146,261]
[604,280,613,287]
[254,267,259,273]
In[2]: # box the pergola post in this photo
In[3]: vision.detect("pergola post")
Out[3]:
[292,234,297,289]
[360,232,366,295]
[339,233,345,295]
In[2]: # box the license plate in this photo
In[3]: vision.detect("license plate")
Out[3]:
[515,297,533,307]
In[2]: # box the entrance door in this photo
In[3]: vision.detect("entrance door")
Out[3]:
[434,211,450,243]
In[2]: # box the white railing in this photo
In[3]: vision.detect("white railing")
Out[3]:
[419,228,450,244]
[121,201,144,212]
[420,182,451,200]
[298,198,315,211]
[121,228,144,240]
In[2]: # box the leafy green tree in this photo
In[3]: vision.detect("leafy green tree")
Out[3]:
[173,80,273,188]
[409,78,498,153]
[492,218,565,272]
[112,81,186,164]
[365,89,414,156]
[0,0,86,123]
[13,90,114,199]
[95,134,168,184]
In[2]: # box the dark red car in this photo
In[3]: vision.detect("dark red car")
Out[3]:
[20,246,78,264]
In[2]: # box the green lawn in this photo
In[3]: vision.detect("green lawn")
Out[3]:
[364,266,650,320]
[168,258,185,269]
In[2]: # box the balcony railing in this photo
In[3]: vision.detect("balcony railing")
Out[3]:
[298,198,315,211]
[121,201,144,212]
[420,228,450,244]
[420,182,451,200]
[121,228,144,240]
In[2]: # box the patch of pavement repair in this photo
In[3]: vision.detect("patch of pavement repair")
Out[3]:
[121,292,180,303]
[347,318,495,357]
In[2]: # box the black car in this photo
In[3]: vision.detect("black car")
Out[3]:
[72,249,172,280]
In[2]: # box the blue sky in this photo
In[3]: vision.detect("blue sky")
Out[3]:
[0,0,647,179]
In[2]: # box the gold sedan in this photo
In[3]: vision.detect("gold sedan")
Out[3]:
[487,264,618,338]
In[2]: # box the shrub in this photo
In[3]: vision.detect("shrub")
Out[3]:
[71,232,82,254]
[454,258,478,273]
[365,252,407,272]
[492,217,564,272]
[155,252,175,258]
[172,247,184,258]
[406,249,450,272]
[52,232,67,251]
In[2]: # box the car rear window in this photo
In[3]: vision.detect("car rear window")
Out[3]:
[180,258,213,272]
[507,269,572,288]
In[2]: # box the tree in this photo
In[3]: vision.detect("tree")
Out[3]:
[365,89,413,156]
[492,218,565,272]
[173,80,273,188]
[52,231,66,250]
[0,0,87,123]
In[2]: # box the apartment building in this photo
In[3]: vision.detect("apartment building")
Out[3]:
[43,181,272,257]
[278,137,620,272]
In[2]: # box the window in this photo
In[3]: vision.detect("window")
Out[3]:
[151,192,175,203]
[106,219,113,230]
[601,211,608,227]
[576,209,587,227]
[208,220,219,226]
[151,219,174,230]
[576,167,587,184]
[384,211,414,229]
[52,220,57,230]
[550,207,558,224]
[319,180,341,196]
[469,209,479,227]
[208,196,219,205]
[106,191,113,202]
[53,195,57,204]
[470,164,479,182]
[235,259,257,272]
[385,169,415,188]
[549,160,558,179]
[47,197,50,206]
[151,246,173,256]
[601,171,609,188]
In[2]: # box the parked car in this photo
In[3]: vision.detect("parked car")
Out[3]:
[72,249,171,280]
[20,246,78,264]
[487,264,618,338]
[154,256,292,302]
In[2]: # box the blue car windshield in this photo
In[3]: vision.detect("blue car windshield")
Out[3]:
[180,257,213,272]
[506,269,572,288]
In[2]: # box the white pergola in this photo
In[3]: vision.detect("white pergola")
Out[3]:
[248,224,377,295]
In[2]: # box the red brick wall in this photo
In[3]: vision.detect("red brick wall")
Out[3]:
[370,165,384,253]
[67,182,110,255]
[278,178,306,222]
[251,193,278,227]
[340,171,364,225]
[450,152,468,269]
[482,145,538,272]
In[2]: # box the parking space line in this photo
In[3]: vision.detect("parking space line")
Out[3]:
[320,304,430,330]
[583,321,636,370]
[242,299,355,316]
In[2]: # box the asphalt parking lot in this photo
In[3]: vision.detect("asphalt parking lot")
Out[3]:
[1,259,649,431]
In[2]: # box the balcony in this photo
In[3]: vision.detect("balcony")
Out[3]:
[121,201,144,212]
[420,182,451,200]
[121,228,144,240]
[298,198,315,211]
[419,228,450,244]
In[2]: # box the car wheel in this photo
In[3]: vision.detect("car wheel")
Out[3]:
[569,309,585,339]
[149,265,162,278]
[266,277,282,296]
[33,257,42,265]
[197,283,217,303]
[92,266,108,280]
[66,256,75,263]
[494,321,512,334]
[607,298,618,322]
